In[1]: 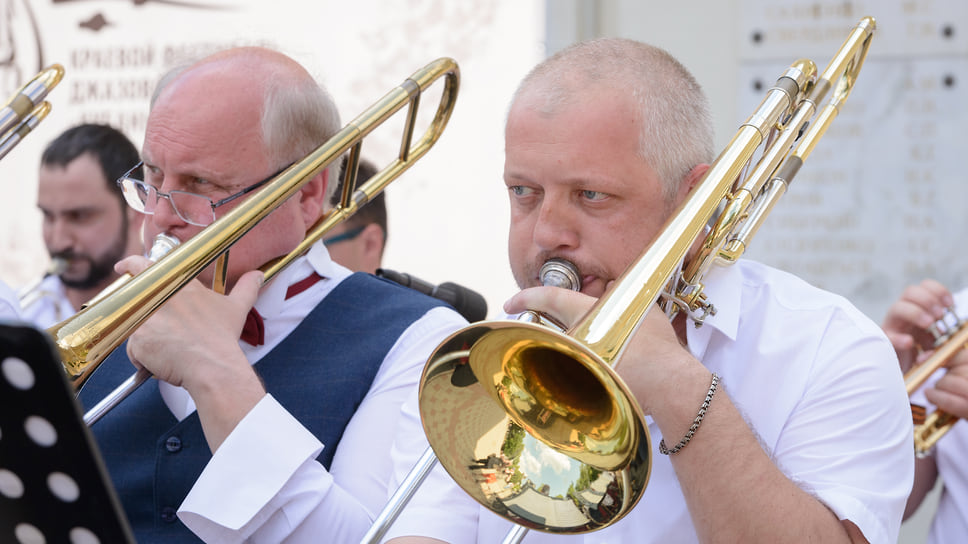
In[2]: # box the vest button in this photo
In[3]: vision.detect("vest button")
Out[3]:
[165,436,182,453]
[160,506,178,523]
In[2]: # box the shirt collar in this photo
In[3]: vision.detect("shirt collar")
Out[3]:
[253,241,350,319]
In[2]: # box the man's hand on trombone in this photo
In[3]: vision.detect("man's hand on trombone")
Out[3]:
[882,278,968,418]
[114,254,268,452]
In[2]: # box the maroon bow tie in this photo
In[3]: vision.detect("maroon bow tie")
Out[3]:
[240,308,266,346]
[240,272,323,346]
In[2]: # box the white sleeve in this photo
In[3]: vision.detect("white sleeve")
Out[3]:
[177,395,354,543]
[774,313,914,544]
[177,306,467,543]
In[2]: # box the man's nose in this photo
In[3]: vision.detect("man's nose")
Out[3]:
[533,199,579,252]
[46,218,74,253]
[149,192,189,230]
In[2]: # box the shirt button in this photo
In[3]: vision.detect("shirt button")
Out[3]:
[165,436,182,453]
[160,506,177,523]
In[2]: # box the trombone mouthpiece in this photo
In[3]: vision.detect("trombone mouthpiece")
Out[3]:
[146,233,180,261]
[47,257,68,276]
[540,258,581,291]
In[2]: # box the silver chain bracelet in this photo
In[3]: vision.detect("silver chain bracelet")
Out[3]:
[659,373,720,455]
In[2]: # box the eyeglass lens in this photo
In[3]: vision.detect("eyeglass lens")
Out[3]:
[120,177,215,227]
[118,161,287,227]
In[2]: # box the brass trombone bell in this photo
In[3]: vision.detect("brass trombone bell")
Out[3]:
[360,259,591,544]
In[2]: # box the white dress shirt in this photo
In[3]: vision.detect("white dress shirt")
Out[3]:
[18,275,74,328]
[0,279,22,320]
[910,287,968,544]
[384,259,914,544]
[173,241,468,543]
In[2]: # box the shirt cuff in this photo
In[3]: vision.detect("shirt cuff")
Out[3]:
[178,394,326,537]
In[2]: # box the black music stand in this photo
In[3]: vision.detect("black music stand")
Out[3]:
[0,322,134,544]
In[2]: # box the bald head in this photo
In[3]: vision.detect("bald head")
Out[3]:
[512,38,714,196]
[151,47,342,202]
[152,47,312,107]
[139,46,344,289]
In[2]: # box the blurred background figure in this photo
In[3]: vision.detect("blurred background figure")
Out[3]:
[20,123,144,327]
[882,278,968,544]
[323,157,386,275]
[326,156,488,322]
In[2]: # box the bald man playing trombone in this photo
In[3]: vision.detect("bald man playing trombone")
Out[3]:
[76,46,466,543]
[380,36,913,544]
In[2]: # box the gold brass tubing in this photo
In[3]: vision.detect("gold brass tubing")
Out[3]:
[904,319,968,455]
[574,124,763,360]
[794,17,875,165]
[904,324,968,396]
[0,64,64,136]
[0,102,52,161]
[915,411,958,456]
[686,17,875,297]
[261,58,459,281]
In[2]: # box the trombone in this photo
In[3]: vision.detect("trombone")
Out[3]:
[47,58,459,422]
[0,64,64,160]
[366,16,876,541]
[903,307,968,456]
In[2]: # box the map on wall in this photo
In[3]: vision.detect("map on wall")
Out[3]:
[737,0,968,321]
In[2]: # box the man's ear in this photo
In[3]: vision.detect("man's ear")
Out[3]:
[299,168,328,223]
[360,223,385,255]
[360,223,386,273]
[681,163,709,196]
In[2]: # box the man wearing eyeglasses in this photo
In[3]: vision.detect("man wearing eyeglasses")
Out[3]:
[76,46,466,543]
[22,123,144,327]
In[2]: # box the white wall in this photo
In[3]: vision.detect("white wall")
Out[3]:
[550,0,968,326]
